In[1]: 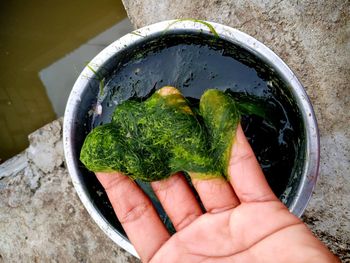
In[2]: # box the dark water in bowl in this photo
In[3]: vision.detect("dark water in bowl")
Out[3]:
[84,33,303,236]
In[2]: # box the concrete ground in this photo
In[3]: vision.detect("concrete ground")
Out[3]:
[0,119,138,263]
[0,0,349,262]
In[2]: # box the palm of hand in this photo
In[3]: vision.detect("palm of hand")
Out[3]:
[151,201,326,263]
[96,126,337,263]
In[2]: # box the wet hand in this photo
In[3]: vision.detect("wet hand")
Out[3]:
[96,125,338,263]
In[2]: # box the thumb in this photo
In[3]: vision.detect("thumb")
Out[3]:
[228,124,278,203]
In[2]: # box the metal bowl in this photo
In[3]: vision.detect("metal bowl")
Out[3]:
[63,20,319,257]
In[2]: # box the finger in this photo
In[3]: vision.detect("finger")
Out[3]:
[151,172,203,230]
[190,175,240,213]
[228,124,278,203]
[95,172,170,262]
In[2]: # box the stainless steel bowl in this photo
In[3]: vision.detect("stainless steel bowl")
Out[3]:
[63,20,319,257]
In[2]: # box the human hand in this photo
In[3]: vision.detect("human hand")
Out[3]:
[96,125,339,263]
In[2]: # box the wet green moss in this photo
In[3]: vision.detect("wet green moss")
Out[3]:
[80,86,240,181]
[200,89,240,178]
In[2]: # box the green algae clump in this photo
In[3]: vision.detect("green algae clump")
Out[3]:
[80,86,240,181]
[200,89,240,178]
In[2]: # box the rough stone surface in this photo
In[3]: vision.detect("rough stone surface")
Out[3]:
[0,119,138,263]
[122,0,350,260]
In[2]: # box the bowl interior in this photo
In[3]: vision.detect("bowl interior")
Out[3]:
[70,30,305,238]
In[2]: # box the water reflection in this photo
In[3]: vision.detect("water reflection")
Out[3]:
[0,0,130,161]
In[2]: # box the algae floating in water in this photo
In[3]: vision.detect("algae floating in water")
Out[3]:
[79,33,303,230]
[80,86,240,181]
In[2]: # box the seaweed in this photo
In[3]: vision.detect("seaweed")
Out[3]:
[200,89,240,178]
[130,31,145,38]
[164,19,219,38]
[80,86,240,181]
[86,63,106,96]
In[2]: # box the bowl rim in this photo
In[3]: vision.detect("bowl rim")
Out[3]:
[63,19,320,258]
